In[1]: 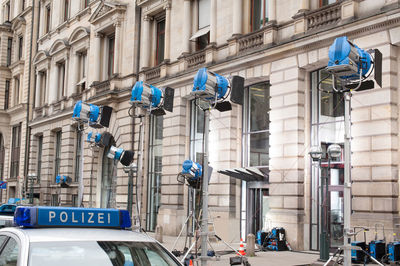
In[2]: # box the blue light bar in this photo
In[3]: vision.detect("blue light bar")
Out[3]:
[14,207,131,229]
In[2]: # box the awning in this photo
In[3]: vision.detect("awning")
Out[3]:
[218,167,268,183]
[190,26,210,41]
[77,78,86,86]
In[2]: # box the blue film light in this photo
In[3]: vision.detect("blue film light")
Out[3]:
[130,81,162,109]
[72,101,100,124]
[327,36,372,81]
[86,131,102,144]
[182,160,202,180]
[14,206,132,229]
[192,68,229,101]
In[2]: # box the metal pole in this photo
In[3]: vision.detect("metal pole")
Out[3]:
[29,176,34,204]
[200,109,210,266]
[135,116,145,229]
[320,160,329,260]
[127,168,134,217]
[343,91,352,266]
[78,128,84,207]
[89,147,95,208]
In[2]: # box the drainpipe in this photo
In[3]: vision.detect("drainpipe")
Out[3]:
[24,0,36,198]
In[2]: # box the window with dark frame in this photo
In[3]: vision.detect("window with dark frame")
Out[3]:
[63,0,69,22]
[107,35,115,78]
[51,194,58,206]
[5,1,10,21]
[37,135,43,182]
[250,0,268,31]
[18,36,23,60]
[196,0,210,51]
[58,62,65,98]
[74,130,82,182]
[10,124,21,178]
[40,72,46,106]
[72,194,78,207]
[320,0,337,7]
[54,131,62,178]
[7,37,12,66]
[4,80,10,110]
[45,4,51,34]
[78,51,87,92]
[84,0,90,8]
[156,18,165,65]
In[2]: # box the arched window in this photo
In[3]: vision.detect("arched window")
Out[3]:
[100,140,115,208]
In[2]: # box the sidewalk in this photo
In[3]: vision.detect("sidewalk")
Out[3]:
[149,233,320,266]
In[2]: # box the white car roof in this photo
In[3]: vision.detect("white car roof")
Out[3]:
[0,227,156,243]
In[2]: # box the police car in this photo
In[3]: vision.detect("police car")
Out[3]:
[0,206,182,265]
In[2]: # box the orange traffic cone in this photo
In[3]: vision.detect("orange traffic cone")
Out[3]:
[238,238,246,256]
[189,259,193,266]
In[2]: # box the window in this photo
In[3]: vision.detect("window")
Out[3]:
[10,124,21,178]
[74,130,82,182]
[45,4,51,34]
[0,134,4,182]
[190,99,204,164]
[63,0,69,22]
[310,69,345,250]
[54,131,61,177]
[101,141,114,208]
[38,71,47,106]
[51,194,58,206]
[36,136,43,182]
[18,36,23,60]
[5,1,10,22]
[243,83,270,169]
[4,80,10,110]
[156,18,165,65]
[198,0,210,29]
[58,62,65,98]
[107,35,115,78]
[146,115,163,231]
[7,37,12,66]
[13,77,20,106]
[320,0,336,6]
[72,194,78,207]
[251,0,268,31]
[21,0,25,11]
[0,237,19,265]
[78,52,87,92]
[83,0,90,8]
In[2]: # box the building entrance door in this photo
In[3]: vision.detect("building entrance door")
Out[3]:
[245,187,269,237]
[321,163,344,249]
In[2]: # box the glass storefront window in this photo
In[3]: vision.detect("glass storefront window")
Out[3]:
[310,69,345,250]
[146,115,163,231]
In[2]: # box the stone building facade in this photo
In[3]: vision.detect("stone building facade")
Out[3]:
[0,0,398,252]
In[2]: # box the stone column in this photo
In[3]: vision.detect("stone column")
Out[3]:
[113,20,122,75]
[45,69,50,104]
[93,32,102,81]
[39,5,45,36]
[232,0,242,35]
[268,0,276,23]
[164,4,171,60]
[48,64,57,103]
[63,55,69,97]
[141,15,151,68]
[35,71,42,107]
[182,0,191,54]
[210,0,217,43]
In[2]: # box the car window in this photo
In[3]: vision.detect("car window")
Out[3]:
[0,237,19,266]
[29,241,180,266]
[0,236,8,247]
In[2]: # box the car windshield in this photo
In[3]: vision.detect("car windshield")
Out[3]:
[28,241,180,266]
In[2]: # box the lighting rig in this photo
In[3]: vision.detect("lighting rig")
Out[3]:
[319,36,382,266]
[190,68,245,266]
[128,81,175,229]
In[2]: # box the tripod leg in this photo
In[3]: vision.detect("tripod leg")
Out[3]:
[324,248,341,266]
[172,212,193,251]
[360,249,384,266]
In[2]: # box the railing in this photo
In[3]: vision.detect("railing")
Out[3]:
[53,101,61,112]
[306,3,341,31]
[34,106,43,117]
[92,80,110,93]
[145,66,161,81]
[238,30,264,53]
[186,51,206,68]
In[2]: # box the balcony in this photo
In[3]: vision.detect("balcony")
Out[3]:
[144,66,161,81]
[92,79,110,93]
[306,2,342,31]
[185,50,206,69]
[238,29,265,53]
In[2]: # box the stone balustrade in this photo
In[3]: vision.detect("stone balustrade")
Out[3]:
[238,29,265,53]
[186,50,206,68]
[306,2,341,31]
[145,66,161,81]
